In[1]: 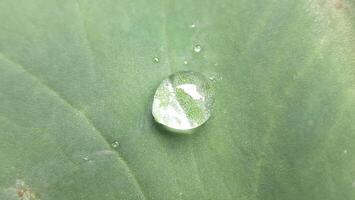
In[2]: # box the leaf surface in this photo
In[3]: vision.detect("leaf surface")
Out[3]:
[0,0,355,199]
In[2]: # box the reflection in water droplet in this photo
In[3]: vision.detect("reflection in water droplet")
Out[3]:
[190,24,196,28]
[194,45,201,53]
[153,57,159,63]
[111,141,120,148]
[208,74,222,82]
[183,60,188,65]
[152,71,214,131]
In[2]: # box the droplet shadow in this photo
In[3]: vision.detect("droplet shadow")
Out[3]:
[150,113,209,139]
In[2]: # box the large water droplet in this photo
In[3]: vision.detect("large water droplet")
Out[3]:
[152,71,214,131]
[194,45,201,53]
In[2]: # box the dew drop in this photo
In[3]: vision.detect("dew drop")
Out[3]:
[153,57,159,63]
[111,141,120,148]
[183,60,188,65]
[152,71,214,132]
[83,156,89,161]
[190,23,196,28]
[193,45,201,53]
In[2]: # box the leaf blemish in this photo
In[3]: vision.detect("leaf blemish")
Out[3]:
[335,0,343,10]
[14,180,40,200]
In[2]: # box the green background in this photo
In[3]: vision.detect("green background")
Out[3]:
[0,0,355,199]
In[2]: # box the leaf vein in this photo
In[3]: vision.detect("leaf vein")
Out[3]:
[0,52,147,200]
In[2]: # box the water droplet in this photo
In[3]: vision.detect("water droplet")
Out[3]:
[111,141,120,148]
[190,23,196,28]
[344,150,348,154]
[152,71,214,131]
[83,156,89,161]
[193,45,201,53]
[183,60,188,65]
[153,57,159,63]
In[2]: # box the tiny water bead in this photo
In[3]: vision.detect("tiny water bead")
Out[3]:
[111,141,119,148]
[152,71,214,131]
[183,60,188,65]
[194,45,201,53]
[153,57,159,63]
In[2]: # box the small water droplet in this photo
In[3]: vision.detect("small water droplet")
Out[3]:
[153,57,159,63]
[344,150,348,154]
[152,71,214,132]
[193,45,201,53]
[190,23,196,28]
[83,156,89,161]
[183,60,188,65]
[111,141,120,148]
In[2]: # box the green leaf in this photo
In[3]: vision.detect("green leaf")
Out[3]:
[0,0,354,199]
